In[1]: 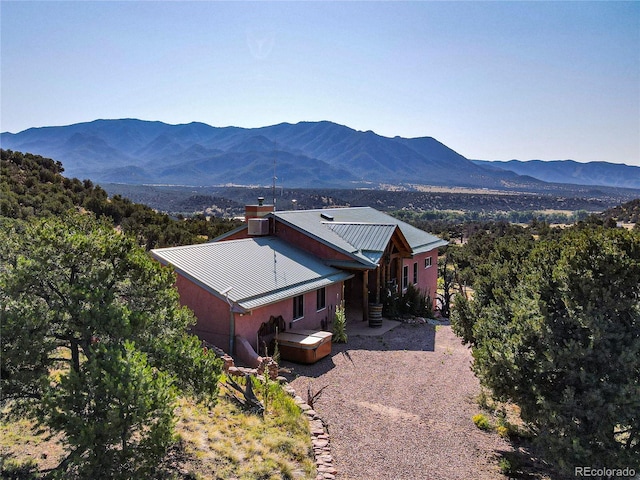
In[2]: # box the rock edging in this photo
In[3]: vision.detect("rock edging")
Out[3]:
[207,343,336,479]
[282,383,337,480]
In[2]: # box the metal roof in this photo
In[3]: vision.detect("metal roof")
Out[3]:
[274,207,448,257]
[324,223,396,253]
[274,210,373,265]
[151,237,353,312]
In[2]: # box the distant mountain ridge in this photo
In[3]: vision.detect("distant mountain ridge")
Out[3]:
[472,159,640,189]
[2,119,637,189]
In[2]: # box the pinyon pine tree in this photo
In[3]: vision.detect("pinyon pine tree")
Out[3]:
[0,214,222,478]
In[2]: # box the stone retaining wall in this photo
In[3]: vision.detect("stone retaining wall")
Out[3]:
[207,343,336,479]
[283,384,337,480]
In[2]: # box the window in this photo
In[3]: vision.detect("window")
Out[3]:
[293,294,304,320]
[413,262,418,284]
[316,287,326,311]
[402,265,409,289]
[424,257,432,269]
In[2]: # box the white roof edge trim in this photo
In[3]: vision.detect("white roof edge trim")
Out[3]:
[412,239,449,252]
[321,221,396,226]
[237,271,354,310]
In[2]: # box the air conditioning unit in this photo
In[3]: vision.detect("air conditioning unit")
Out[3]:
[248,218,270,236]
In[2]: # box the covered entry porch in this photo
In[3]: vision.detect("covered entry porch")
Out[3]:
[342,242,410,323]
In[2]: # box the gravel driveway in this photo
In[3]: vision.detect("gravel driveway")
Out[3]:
[284,320,511,480]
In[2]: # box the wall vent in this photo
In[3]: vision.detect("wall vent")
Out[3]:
[248,218,270,236]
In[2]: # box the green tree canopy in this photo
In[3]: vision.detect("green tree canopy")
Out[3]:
[0,214,222,477]
[1,149,242,250]
[452,226,640,472]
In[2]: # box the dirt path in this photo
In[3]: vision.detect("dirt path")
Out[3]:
[285,322,511,479]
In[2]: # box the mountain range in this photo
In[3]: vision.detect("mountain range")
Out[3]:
[472,159,640,190]
[2,119,638,190]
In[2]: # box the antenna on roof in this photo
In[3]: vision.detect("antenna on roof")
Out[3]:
[272,140,277,211]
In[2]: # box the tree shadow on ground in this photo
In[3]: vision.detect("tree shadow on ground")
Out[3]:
[494,439,573,480]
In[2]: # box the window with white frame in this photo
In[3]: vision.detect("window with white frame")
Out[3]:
[424,256,432,268]
[402,265,409,289]
[413,262,418,284]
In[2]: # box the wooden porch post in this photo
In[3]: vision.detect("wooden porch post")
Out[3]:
[386,262,390,296]
[362,270,369,321]
[375,264,381,304]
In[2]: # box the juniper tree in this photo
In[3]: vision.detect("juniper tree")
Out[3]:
[452,226,640,472]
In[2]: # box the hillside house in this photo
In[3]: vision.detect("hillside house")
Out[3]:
[151,199,447,363]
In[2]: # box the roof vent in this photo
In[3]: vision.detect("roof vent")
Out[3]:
[321,212,334,221]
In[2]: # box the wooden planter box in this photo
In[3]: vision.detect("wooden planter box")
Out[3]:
[277,330,332,364]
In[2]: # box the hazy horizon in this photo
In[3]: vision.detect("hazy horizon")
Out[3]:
[1,1,638,166]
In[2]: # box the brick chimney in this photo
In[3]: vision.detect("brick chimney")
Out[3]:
[244,197,274,222]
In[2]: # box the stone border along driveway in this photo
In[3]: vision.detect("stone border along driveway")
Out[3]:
[283,320,513,480]
[210,344,337,479]
[281,384,337,480]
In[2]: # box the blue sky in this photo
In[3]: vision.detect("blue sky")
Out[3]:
[1,1,639,166]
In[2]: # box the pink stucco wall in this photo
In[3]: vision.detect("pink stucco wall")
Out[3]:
[240,282,344,338]
[175,274,231,348]
[402,250,439,307]
[175,272,344,353]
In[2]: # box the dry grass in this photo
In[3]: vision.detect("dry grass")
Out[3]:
[0,416,66,474]
[175,375,315,480]
[475,388,530,437]
[0,375,315,479]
